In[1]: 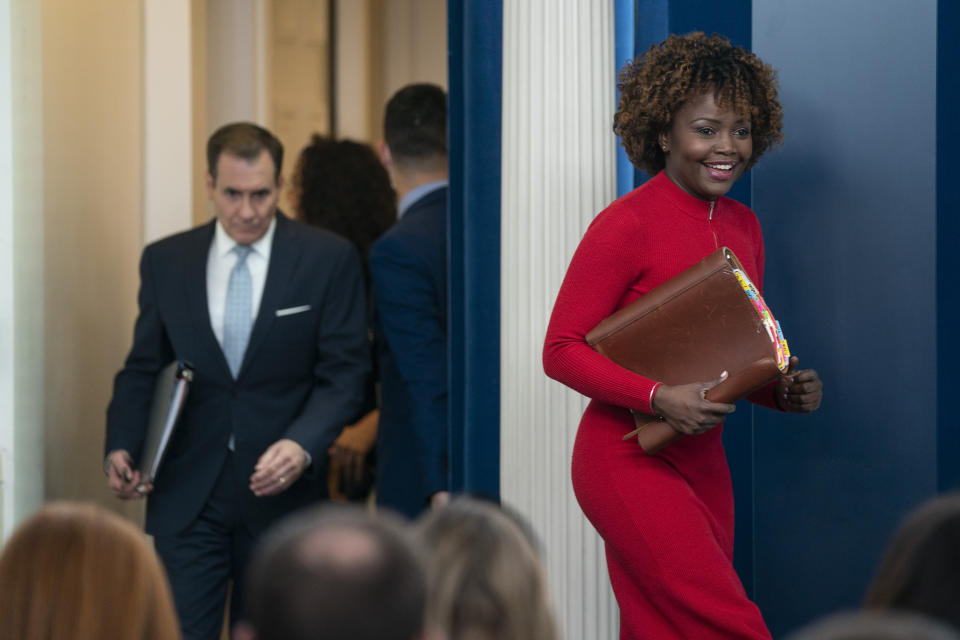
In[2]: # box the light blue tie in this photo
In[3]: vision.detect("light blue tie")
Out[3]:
[223,245,253,378]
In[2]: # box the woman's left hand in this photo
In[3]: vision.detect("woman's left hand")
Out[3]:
[775,356,823,413]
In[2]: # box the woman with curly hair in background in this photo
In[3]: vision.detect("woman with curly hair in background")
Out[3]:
[543,32,822,639]
[292,135,396,275]
[291,135,396,500]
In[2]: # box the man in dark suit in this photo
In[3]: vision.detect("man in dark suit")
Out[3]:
[371,84,449,518]
[105,123,369,639]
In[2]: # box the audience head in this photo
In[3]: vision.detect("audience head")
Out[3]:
[238,504,427,640]
[0,501,179,640]
[864,491,960,630]
[207,122,284,183]
[416,497,559,640]
[292,135,396,265]
[382,83,447,175]
[784,610,960,640]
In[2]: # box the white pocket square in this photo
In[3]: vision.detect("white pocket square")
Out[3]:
[275,305,311,317]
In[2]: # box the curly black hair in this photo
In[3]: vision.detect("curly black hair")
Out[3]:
[613,32,783,176]
[292,135,396,268]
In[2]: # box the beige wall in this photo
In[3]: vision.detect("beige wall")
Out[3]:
[206,0,261,129]
[334,0,378,142]
[144,0,194,243]
[335,0,446,144]
[192,0,210,226]
[42,0,145,523]
[269,0,333,215]
[380,0,447,97]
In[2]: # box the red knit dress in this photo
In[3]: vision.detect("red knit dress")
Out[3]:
[543,171,776,640]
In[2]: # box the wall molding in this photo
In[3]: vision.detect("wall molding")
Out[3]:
[500,0,618,635]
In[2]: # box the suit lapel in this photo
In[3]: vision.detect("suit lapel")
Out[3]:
[184,221,234,379]
[238,212,300,377]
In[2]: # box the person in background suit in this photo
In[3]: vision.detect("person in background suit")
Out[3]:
[370,83,449,518]
[104,122,369,639]
[235,505,429,640]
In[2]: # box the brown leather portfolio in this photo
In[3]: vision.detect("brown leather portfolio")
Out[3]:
[585,247,788,454]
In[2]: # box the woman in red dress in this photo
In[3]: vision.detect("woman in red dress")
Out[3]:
[543,33,823,639]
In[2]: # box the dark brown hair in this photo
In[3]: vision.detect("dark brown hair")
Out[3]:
[292,135,396,267]
[864,491,960,630]
[384,83,447,170]
[207,122,284,182]
[614,32,783,175]
[785,611,960,640]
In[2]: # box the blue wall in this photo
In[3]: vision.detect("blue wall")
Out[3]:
[752,1,938,634]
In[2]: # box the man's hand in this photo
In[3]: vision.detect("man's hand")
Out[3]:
[775,357,823,413]
[651,371,737,436]
[106,450,151,499]
[250,439,310,497]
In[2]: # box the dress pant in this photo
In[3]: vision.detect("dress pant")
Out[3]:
[153,452,256,640]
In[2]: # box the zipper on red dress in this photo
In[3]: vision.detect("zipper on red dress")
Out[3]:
[708,200,719,249]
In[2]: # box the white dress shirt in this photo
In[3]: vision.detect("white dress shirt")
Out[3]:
[207,217,276,347]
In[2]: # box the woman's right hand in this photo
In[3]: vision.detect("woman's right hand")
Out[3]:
[650,372,737,435]
[328,410,379,485]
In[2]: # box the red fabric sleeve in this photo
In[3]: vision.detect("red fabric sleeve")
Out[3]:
[542,204,660,414]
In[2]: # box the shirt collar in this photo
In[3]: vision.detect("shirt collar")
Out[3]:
[213,215,277,259]
[398,180,447,219]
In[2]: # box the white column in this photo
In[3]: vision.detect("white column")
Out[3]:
[335,0,373,141]
[501,0,619,637]
[253,0,268,125]
[143,0,193,243]
[206,0,259,128]
[0,0,16,539]
[0,0,44,539]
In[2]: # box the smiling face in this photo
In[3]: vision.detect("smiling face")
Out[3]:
[206,150,282,245]
[659,91,753,201]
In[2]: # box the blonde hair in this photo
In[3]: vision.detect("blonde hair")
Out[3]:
[0,502,180,640]
[417,498,558,640]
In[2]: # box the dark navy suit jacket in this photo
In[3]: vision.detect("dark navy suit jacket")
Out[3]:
[370,186,448,518]
[105,212,369,536]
